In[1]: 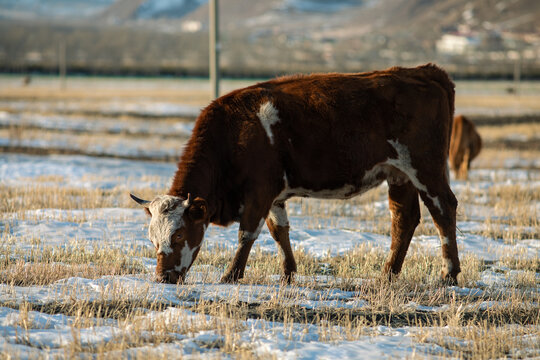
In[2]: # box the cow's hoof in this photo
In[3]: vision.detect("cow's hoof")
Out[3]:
[385,271,400,283]
[280,273,294,285]
[441,272,458,286]
[220,273,240,284]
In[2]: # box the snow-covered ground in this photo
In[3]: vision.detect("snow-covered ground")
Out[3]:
[1,152,539,359]
[0,111,195,137]
[0,101,201,120]
[0,302,426,359]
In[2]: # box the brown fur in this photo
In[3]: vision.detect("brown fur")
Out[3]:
[138,64,461,285]
[449,115,482,180]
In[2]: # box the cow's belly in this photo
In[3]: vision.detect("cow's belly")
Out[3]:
[277,163,388,201]
[287,182,384,200]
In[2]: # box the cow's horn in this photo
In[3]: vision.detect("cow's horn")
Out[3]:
[183,193,192,207]
[130,193,151,206]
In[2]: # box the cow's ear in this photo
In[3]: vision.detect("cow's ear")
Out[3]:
[144,207,151,217]
[188,197,207,223]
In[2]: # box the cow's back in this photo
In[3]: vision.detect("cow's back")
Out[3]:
[249,65,455,189]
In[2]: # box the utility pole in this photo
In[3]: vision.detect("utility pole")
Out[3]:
[209,0,220,99]
[513,56,521,94]
[59,39,66,90]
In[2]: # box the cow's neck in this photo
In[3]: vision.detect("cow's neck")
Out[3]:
[167,113,238,226]
[169,159,215,202]
[168,142,218,212]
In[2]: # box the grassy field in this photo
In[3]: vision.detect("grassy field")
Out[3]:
[0,76,539,358]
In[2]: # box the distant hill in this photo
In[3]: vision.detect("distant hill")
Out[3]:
[101,0,207,22]
[2,0,537,32]
[0,0,539,77]
[0,0,114,20]
[99,0,147,22]
[0,0,209,21]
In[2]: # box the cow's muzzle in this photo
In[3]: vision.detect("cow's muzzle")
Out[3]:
[156,269,184,284]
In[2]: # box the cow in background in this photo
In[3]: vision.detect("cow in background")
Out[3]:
[131,64,461,286]
[449,115,482,180]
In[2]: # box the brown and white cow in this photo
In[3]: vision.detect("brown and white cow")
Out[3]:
[131,64,461,285]
[449,115,482,180]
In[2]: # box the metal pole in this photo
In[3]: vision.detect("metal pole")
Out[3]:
[59,39,66,90]
[209,0,220,99]
[513,57,521,94]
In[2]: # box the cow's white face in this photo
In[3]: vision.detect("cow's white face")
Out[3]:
[132,194,208,283]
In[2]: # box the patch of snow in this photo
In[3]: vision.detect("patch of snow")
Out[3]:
[280,0,364,13]
[0,154,175,189]
[135,0,207,19]
[0,100,201,119]
[0,112,195,137]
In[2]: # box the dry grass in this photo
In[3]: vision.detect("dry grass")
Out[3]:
[0,242,151,286]
[2,77,540,108]
[0,83,210,105]
[0,183,163,215]
[0,261,144,286]
[478,123,540,141]
[0,76,257,107]
[473,147,540,169]
[456,180,540,243]
[419,323,540,359]
[456,94,540,111]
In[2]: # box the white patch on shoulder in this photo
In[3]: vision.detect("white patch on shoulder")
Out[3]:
[268,205,289,227]
[148,195,186,255]
[386,140,443,215]
[174,243,199,273]
[257,101,280,145]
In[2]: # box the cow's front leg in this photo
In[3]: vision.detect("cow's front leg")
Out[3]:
[266,202,296,284]
[220,213,266,284]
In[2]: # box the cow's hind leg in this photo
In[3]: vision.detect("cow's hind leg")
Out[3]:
[266,202,297,284]
[387,140,460,284]
[458,148,470,180]
[384,181,420,280]
[417,179,460,284]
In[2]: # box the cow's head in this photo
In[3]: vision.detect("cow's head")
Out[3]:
[130,193,208,284]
